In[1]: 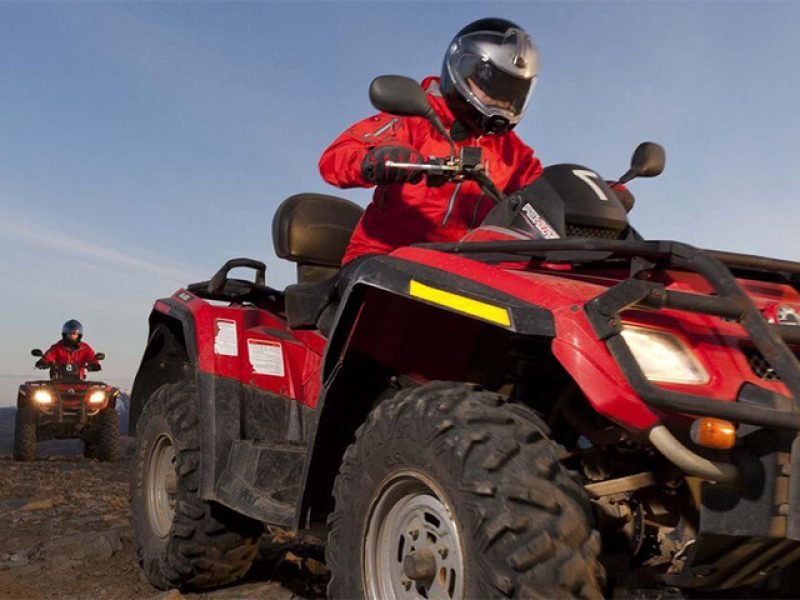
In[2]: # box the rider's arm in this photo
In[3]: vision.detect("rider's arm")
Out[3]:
[81,344,100,370]
[40,344,59,366]
[319,113,414,189]
[503,135,543,194]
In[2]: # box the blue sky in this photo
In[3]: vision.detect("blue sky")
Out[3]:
[1,1,799,405]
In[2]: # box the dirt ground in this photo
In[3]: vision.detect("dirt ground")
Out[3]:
[0,439,327,600]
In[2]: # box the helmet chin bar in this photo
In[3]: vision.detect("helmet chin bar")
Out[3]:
[482,114,512,135]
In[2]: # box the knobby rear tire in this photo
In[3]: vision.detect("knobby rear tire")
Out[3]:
[130,381,262,591]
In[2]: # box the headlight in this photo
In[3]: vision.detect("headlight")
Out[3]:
[88,390,107,405]
[33,389,53,405]
[620,325,710,385]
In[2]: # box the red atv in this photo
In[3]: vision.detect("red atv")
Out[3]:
[15,349,122,461]
[129,76,800,598]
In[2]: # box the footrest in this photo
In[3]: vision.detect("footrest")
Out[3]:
[215,440,305,525]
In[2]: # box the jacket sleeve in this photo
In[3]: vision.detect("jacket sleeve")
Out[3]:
[81,344,97,366]
[41,344,59,365]
[504,136,543,194]
[319,113,414,189]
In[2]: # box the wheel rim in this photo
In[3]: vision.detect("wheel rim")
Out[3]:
[146,433,177,537]
[364,472,465,600]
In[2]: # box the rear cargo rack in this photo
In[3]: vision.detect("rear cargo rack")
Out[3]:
[415,239,800,431]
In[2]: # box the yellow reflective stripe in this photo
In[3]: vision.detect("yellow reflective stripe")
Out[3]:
[408,280,511,327]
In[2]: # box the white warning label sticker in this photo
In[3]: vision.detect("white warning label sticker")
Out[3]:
[214,319,238,356]
[248,339,285,377]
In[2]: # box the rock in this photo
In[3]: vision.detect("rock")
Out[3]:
[10,547,36,562]
[17,495,66,512]
[0,554,30,569]
[283,550,304,569]
[0,498,30,514]
[42,529,122,562]
[306,557,329,577]
[4,563,42,576]
[5,556,29,567]
[150,589,183,600]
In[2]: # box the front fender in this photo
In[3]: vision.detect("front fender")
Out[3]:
[551,307,659,435]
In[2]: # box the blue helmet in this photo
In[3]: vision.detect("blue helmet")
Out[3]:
[61,319,83,346]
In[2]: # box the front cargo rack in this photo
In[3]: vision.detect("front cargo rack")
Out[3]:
[415,238,800,431]
[418,237,800,539]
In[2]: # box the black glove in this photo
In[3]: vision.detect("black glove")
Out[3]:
[361,145,425,185]
[87,363,102,372]
[35,360,50,370]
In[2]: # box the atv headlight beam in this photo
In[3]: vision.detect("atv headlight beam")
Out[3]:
[620,325,710,385]
[33,389,53,405]
[88,390,107,405]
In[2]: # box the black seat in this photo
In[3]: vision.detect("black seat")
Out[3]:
[272,193,363,330]
[272,193,364,284]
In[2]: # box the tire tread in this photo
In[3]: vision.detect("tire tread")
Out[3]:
[327,381,605,599]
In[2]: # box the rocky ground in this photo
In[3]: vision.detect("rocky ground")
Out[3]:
[0,409,327,599]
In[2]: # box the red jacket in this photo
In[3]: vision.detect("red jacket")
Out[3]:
[41,341,97,378]
[319,76,543,264]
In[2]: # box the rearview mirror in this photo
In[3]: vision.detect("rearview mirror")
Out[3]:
[31,349,43,357]
[631,142,666,178]
[369,75,456,158]
[618,142,666,185]
[95,353,106,361]
[369,75,434,118]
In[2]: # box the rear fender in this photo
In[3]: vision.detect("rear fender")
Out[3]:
[129,299,196,436]
[131,296,315,512]
[130,300,227,499]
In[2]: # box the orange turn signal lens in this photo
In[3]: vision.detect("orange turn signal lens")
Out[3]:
[690,418,736,450]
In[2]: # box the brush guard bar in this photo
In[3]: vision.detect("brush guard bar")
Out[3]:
[416,238,800,430]
[418,238,800,538]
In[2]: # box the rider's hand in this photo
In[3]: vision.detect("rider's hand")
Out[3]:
[361,145,425,185]
[35,360,50,369]
[87,363,101,372]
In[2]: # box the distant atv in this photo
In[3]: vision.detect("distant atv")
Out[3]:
[15,349,121,461]
[130,76,800,598]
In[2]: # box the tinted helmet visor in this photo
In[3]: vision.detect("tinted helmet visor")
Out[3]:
[458,55,535,117]
[445,25,538,126]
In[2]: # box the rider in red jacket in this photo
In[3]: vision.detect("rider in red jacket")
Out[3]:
[319,18,543,265]
[37,319,100,378]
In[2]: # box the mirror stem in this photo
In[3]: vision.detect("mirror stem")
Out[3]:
[617,167,640,186]
[426,110,457,160]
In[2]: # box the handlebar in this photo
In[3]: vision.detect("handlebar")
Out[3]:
[385,146,507,205]
[384,160,461,173]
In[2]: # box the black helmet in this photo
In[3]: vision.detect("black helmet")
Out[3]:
[440,18,539,136]
[61,319,83,347]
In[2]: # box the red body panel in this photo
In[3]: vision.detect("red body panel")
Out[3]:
[164,293,326,408]
[387,246,800,433]
[154,239,800,435]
